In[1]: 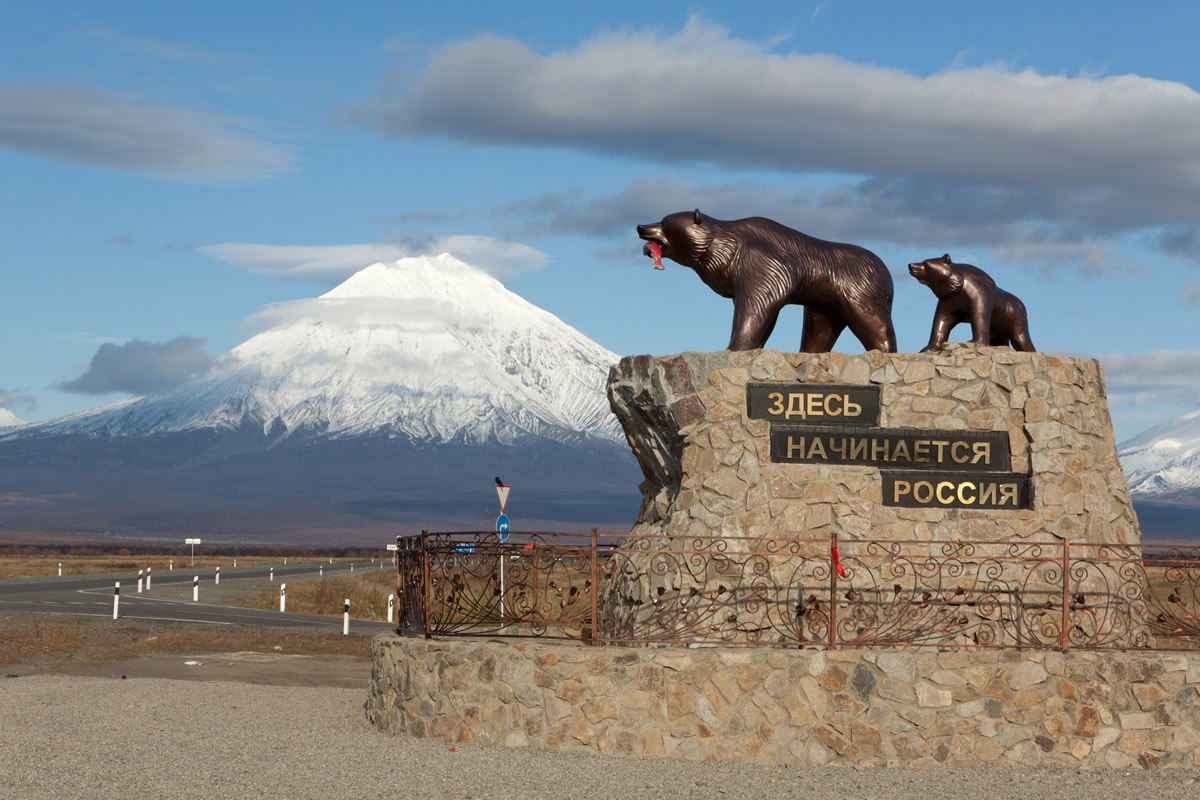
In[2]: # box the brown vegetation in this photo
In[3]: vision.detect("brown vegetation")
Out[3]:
[233,570,396,620]
[0,544,387,579]
[0,613,373,673]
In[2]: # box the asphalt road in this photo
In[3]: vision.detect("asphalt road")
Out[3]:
[0,563,395,632]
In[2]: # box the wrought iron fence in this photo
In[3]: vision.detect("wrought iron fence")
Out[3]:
[394,531,1200,651]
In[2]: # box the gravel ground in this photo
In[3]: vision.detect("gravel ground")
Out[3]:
[2,675,1199,800]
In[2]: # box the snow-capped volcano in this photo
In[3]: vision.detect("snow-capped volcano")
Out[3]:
[1119,408,1200,498]
[0,254,641,541]
[13,254,621,446]
[0,408,25,428]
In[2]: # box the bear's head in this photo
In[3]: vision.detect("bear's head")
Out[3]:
[908,253,963,297]
[637,209,715,270]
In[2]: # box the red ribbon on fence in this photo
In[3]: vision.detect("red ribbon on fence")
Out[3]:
[832,544,847,578]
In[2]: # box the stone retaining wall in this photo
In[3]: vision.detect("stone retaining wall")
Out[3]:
[367,635,1200,770]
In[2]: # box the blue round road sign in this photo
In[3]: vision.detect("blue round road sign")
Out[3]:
[496,513,511,540]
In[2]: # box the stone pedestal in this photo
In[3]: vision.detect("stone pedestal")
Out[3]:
[600,346,1147,647]
[367,636,1200,769]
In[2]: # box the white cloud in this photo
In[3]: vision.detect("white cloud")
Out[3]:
[77,26,253,67]
[58,336,216,396]
[1099,350,1200,407]
[350,19,1200,219]
[0,389,36,414]
[502,174,1136,273]
[0,82,292,182]
[237,297,485,383]
[241,296,460,333]
[201,236,551,282]
[353,19,1200,260]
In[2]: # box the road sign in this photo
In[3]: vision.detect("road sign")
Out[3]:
[184,538,201,567]
[496,513,510,541]
[385,544,399,551]
[495,484,511,513]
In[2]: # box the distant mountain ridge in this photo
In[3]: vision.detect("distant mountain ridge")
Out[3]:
[1119,409,1200,501]
[11,254,622,446]
[0,255,641,543]
[1117,408,1200,540]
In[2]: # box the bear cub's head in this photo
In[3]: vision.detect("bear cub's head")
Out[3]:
[637,209,713,269]
[908,253,964,296]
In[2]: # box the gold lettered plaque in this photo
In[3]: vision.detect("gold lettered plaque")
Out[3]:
[746,384,880,426]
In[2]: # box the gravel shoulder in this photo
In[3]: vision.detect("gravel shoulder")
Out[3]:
[2,674,1199,800]
[3,608,1200,798]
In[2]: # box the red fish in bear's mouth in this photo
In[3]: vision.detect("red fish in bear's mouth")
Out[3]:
[643,240,664,270]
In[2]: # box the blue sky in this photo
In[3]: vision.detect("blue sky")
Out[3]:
[3,1,1199,442]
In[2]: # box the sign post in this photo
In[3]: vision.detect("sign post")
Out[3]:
[184,538,201,567]
[494,482,511,619]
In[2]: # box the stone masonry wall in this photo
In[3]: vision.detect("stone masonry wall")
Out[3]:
[606,345,1139,545]
[599,347,1146,647]
[368,635,1200,770]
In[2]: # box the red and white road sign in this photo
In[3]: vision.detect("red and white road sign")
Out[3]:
[495,484,511,513]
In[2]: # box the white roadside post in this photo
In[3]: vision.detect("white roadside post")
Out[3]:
[350,564,354,572]
[233,558,237,568]
[319,565,323,578]
[284,557,287,565]
[112,582,120,619]
[269,567,274,582]
[192,576,199,602]
[169,559,173,571]
[280,583,286,613]
[146,567,152,591]
[387,593,395,624]
[215,566,220,585]
[137,569,144,594]
[57,562,62,577]
[342,599,350,635]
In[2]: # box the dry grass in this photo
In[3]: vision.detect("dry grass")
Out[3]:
[233,570,397,620]
[0,554,376,580]
[0,613,374,671]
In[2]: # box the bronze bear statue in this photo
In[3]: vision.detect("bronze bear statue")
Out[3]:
[637,210,896,353]
[908,254,1035,353]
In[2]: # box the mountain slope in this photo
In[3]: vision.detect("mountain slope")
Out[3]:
[0,409,25,429]
[0,255,641,542]
[1119,408,1200,499]
[10,254,622,446]
[1118,408,1200,541]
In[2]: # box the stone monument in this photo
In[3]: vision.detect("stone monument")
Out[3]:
[601,346,1147,648]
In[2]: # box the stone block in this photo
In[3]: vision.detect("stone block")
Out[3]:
[1093,726,1122,751]
[876,675,917,704]
[916,682,953,708]
[877,652,917,683]
[1118,711,1156,730]
[1007,661,1050,690]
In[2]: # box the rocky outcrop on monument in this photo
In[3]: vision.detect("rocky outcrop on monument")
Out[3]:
[601,345,1145,647]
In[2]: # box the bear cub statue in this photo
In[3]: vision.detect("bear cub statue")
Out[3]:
[908,253,1035,353]
[637,209,897,353]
